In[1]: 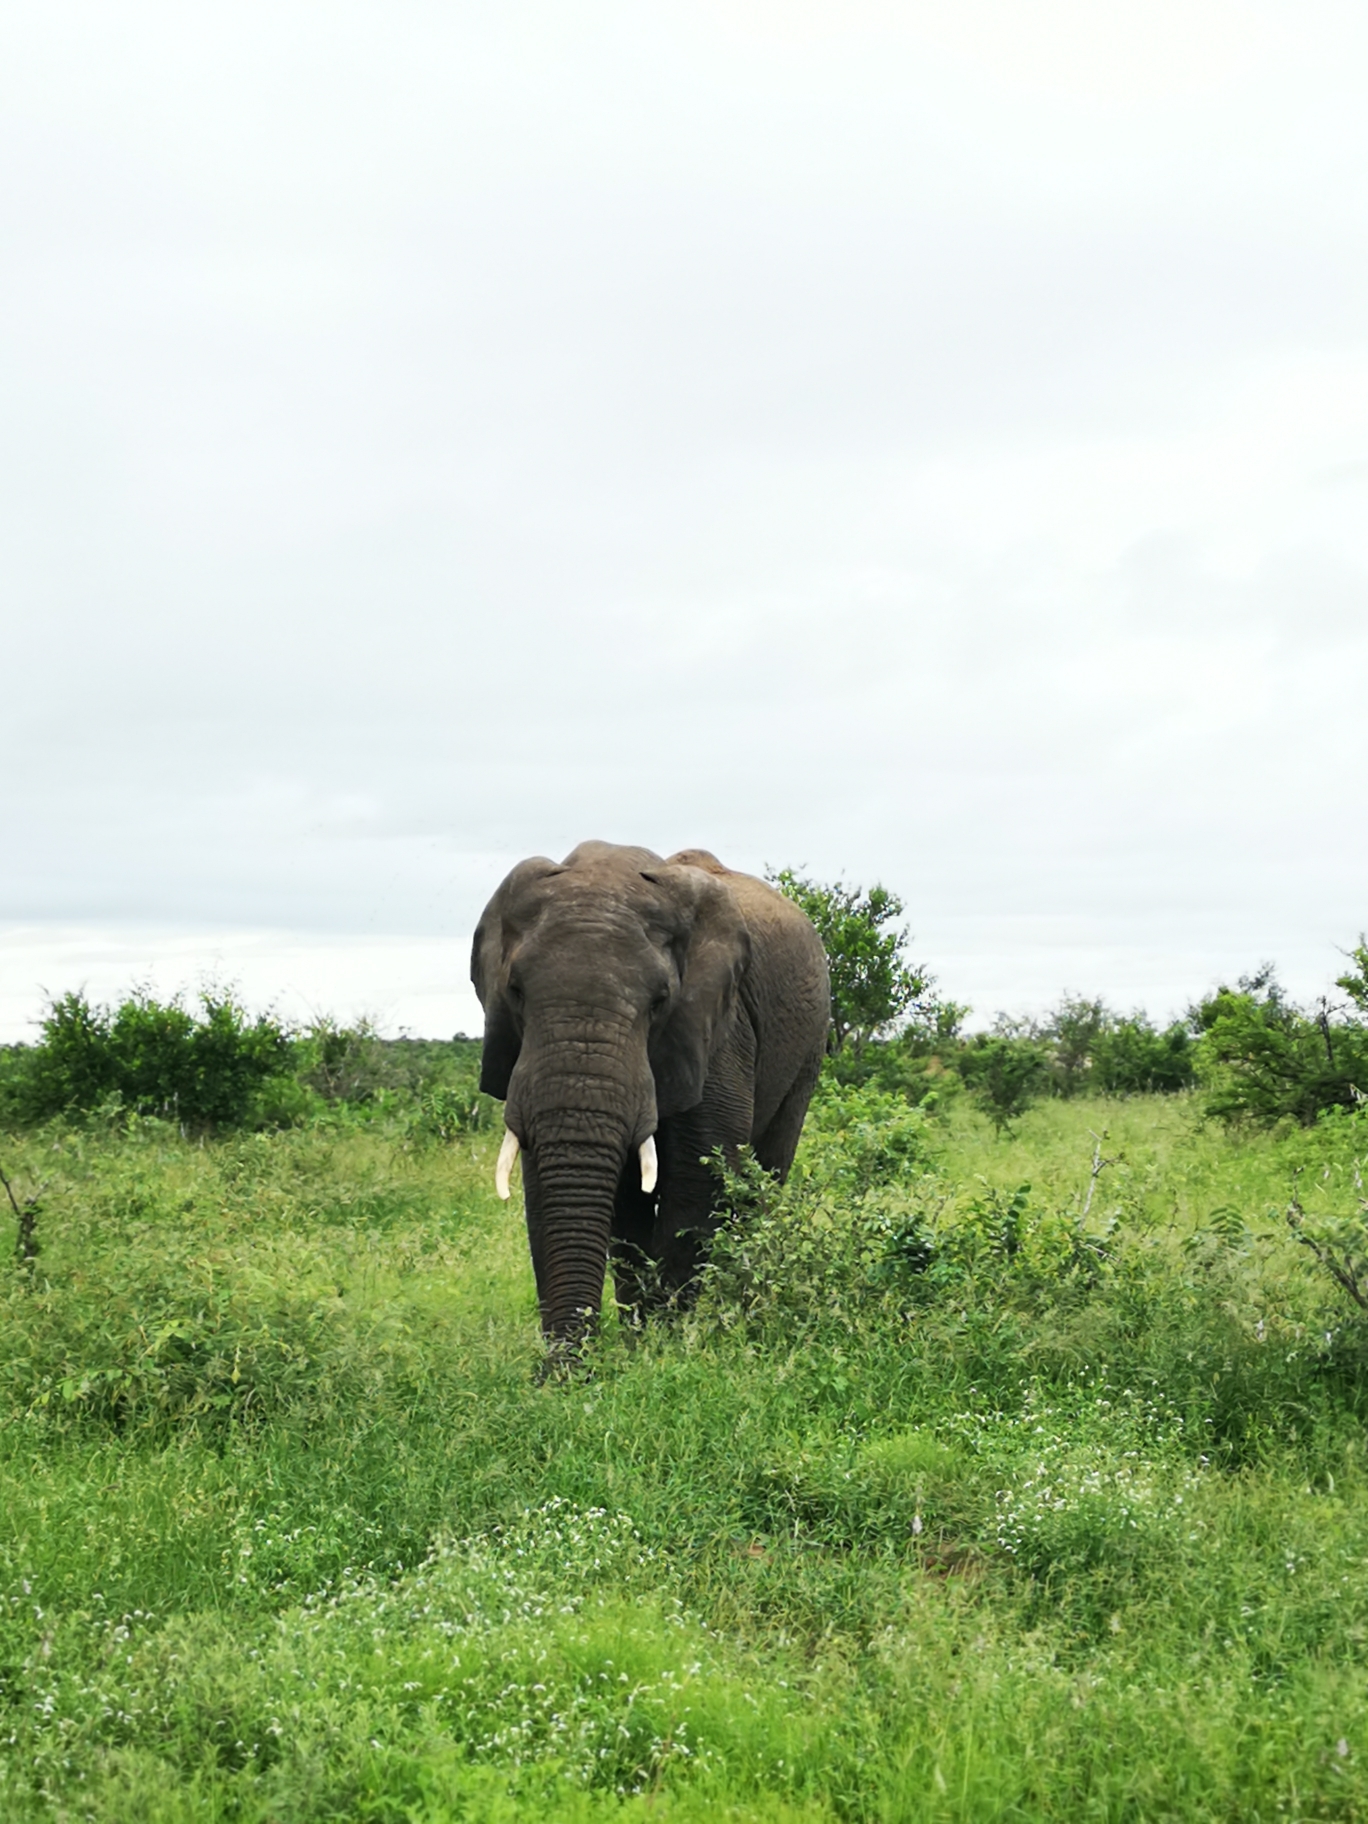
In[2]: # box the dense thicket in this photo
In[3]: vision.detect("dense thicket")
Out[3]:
[0,992,492,1135]
[1191,951,1368,1127]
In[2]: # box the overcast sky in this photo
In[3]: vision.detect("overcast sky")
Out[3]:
[3,1,1366,1040]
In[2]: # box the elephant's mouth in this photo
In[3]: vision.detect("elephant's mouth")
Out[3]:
[492,1127,657,1201]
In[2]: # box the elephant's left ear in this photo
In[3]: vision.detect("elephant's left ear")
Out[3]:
[650,872,751,1117]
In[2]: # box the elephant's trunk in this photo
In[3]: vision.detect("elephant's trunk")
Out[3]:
[520,1120,626,1345]
[505,998,658,1349]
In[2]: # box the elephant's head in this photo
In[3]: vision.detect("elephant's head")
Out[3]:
[471,841,750,1345]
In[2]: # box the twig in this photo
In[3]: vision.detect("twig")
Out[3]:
[0,1163,44,1266]
[1286,1186,1368,1313]
[1082,1130,1118,1219]
[1317,998,1337,1068]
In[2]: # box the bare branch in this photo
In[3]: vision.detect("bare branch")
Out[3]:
[1,1162,44,1267]
[1286,1187,1368,1314]
[1082,1130,1119,1219]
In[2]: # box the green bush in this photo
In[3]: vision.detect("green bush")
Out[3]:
[0,1043,31,1125]
[698,1083,937,1330]
[1193,967,1368,1127]
[958,1032,1053,1131]
[412,1079,496,1141]
[798,1081,937,1194]
[14,989,293,1130]
[1092,1015,1195,1094]
[832,999,1194,1117]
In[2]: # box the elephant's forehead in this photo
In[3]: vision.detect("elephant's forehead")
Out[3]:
[526,881,673,947]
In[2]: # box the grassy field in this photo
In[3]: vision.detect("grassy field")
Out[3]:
[2,1088,1367,1820]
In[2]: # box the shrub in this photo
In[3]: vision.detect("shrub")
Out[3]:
[1092,1015,1195,1095]
[1031,998,1194,1100]
[1284,1149,1368,1321]
[698,1083,937,1329]
[958,1032,1052,1131]
[0,1044,31,1126]
[413,1079,496,1141]
[1193,966,1368,1127]
[798,1080,937,1194]
[294,1016,388,1102]
[18,989,293,1130]
[1045,996,1112,1095]
[832,997,1195,1116]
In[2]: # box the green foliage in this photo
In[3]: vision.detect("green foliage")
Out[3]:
[2,1000,496,1141]
[9,1065,1368,1815]
[1043,995,1110,1093]
[768,869,929,1054]
[1285,1156,1368,1319]
[993,999,1196,1103]
[799,1081,937,1193]
[294,1014,386,1102]
[16,988,293,1130]
[413,1078,497,1141]
[1193,966,1368,1127]
[958,1031,1052,1131]
[0,1045,30,1126]
[824,1002,969,1109]
[1091,1012,1195,1094]
[1336,937,1368,1013]
[698,1084,937,1329]
[832,997,1194,1117]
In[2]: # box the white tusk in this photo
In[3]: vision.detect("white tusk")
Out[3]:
[495,1127,521,1201]
[639,1134,658,1194]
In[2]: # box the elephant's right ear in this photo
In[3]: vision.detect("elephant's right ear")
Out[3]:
[470,857,559,1101]
[471,918,520,1099]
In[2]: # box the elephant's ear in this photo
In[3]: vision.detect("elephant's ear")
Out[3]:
[470,856,560,1100]
[650,871,752,1117]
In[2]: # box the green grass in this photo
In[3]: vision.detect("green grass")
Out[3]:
[2,1091,1368,1818]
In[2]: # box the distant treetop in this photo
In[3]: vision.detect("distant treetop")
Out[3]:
[768,869,930,1055]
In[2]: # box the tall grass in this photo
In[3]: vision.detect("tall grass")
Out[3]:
[1,1090,1367,1817]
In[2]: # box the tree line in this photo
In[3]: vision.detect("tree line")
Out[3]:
[771,870,1368,1133]
[0,877,1364,1136]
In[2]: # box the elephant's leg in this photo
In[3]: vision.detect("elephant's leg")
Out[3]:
[652,1088,752,1310]
[609,1163,659,1329]
[752,1057,823,1181]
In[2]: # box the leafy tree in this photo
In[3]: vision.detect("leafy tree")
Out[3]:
[1038,996,1195,1097]
[769,870,929,1055]
[1337,938,1368,1015]
[1045,996,1111,1094]
[1191,965,1368,1128]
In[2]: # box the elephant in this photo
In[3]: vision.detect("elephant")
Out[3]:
[471,841,830,1356]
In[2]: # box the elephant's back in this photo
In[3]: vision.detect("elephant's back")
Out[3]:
[666,851,830,1106]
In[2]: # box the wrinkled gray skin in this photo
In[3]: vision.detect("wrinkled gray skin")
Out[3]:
[471,841,829,1358]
